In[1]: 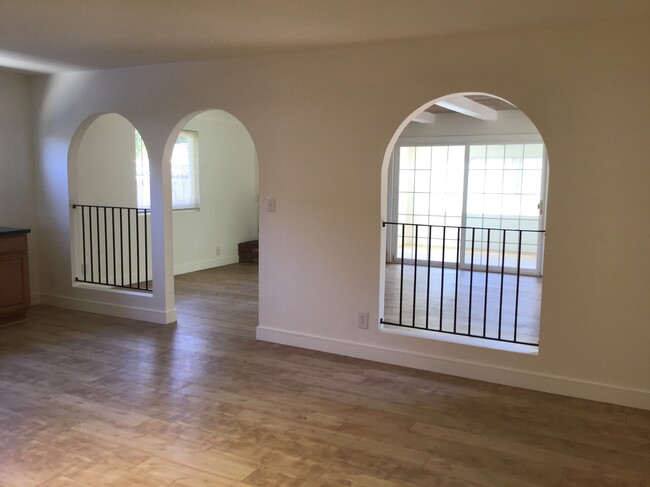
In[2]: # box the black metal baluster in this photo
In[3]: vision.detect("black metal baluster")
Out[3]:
[96,206,101,284]
[111,208,116,286]
[144,209,149,291]
[81,206,87,281]
[412,225,418,328]
[128,209,132,288]
[88,207,94,282]
[453,227,460,333]
[468,227,475,336]
[514,230,523,343]
[104,207,108,285]
[426,225,432,330]
[498,229,506,340]
[399,224,405,325]
[136,208,141,289]
[120,209,124,286]
[483,228,490,338]
[439,226,446,331]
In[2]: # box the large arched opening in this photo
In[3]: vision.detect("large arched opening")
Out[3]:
[380,93,549,350]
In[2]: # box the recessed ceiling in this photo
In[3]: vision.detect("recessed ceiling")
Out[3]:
[0,0,648,72]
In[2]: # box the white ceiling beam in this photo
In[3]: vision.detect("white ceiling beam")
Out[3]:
[435,95,498,121]
[411,111,436,124]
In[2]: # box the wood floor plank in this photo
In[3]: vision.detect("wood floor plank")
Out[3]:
[0,429,88,487]
[72,419,259,480]
[34,476,90,487]
[129,457,235,486]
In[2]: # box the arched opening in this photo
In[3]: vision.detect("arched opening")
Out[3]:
[162,109,259,334]
[68,113,153,292]
[381,93,548,350]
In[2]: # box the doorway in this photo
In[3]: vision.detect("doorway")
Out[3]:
[166,109,259,331]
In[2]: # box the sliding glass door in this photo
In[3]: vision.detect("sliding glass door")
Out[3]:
[391,140,547,276]
[463,143,545,273]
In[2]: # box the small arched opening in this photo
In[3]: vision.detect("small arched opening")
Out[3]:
[68,113,153,293]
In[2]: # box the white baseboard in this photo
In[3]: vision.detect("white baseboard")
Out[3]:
[30,293,41,305]
[40,293,176,324]
[174,255,239,276]
[257,326,650,411]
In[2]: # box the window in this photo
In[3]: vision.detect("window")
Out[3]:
[135,130,200,210]
[135,131,150,208]
[391,140,547,275]
[170,131,199,210]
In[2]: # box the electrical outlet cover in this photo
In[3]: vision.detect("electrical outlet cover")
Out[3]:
[358,312,369,329]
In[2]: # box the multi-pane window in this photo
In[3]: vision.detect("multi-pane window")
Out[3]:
[465,143,544,270]
[397,145,465,263]
[393,141,546,275]
[135,131,150,208]
[170,131,199,210]
[135,130,199,210]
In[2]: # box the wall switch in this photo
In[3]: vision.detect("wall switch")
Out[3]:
[216,246,221,256]
[266,197,276,212]
[358,312,369,329]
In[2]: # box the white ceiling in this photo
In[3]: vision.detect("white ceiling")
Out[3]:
[1,0,648,73]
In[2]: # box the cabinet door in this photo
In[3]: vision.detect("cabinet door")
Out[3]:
[0,253,30,317]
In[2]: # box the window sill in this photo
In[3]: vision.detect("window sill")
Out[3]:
[73,281,153,297]
[380,323,539,355]
[173,207,200,213]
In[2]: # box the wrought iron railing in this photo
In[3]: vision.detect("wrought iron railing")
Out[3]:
[382,222,544,346]
[72,204,152,292]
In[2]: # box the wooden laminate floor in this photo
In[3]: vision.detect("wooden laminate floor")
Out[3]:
[174,264,259,339]
[384,263,542,345]
[1,264,649,486]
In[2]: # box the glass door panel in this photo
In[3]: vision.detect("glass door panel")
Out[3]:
[462,143,545,274]
[397,145,465,263]
[394,142,546,274]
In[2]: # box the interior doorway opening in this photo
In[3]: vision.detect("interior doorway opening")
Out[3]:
[164,109,259,334]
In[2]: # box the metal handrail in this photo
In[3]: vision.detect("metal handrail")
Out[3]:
[72,204,152,292]
[382,222,543,346]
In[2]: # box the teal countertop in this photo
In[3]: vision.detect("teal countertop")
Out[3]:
[0,227,31,236]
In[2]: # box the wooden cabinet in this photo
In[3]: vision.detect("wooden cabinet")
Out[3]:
[0,230,30,326]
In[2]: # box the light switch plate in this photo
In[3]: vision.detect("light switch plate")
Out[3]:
[266,197,276,212]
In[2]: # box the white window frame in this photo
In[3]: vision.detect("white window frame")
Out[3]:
[170,130,200,211]
[135,131,150,209]
[135,130,200,211]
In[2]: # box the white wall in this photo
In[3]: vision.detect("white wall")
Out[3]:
[173,110,258,275]
[32,17,650,409]
[0,69,40,300]
[75,113,138,207]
